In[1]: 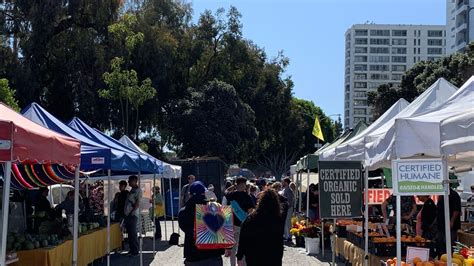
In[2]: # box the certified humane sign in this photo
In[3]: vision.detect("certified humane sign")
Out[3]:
[392,158,446,196]
[318,161,363,219]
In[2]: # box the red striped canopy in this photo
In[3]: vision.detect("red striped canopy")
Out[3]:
[0,103,80,165]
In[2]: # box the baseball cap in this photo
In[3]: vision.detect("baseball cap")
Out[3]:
[190,181,206,195]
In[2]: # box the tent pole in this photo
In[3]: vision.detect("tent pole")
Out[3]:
[72,167,80,266]
[107,170,111,266]
[169,178,175,233]
[162,178,167,241]
[138,172,143,266]
[178,173,181,235]
[152,167,156,255]
[0,162,12,266]
[443,158,452,266]
[298,172,302,213]
[364,169,369,266]
[306,169,310,220]
[396,195,401,266]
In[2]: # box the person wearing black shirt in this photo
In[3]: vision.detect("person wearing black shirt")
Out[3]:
[112,180,129,222]
[237,189,283,266]
[436,187,461,255]
[224,177,255,266]
[34,187,52,232]
[308,184,319,221]
[416,196,437,240]
[178,181,224,265]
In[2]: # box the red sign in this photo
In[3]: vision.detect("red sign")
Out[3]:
[0,121,12,162]
[365,189,438,205]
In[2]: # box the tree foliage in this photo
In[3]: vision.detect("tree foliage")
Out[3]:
[0,1,335,173]
[0,78,19,111]
[369,44,474,118]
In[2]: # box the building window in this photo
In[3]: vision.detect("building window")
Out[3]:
[368,82,384,89]
[392,65,406,72]
[392,56,407,63]
[354,117,367,124]
[354,100,368,106]
[370,73,390,80]
[369,64,389,71]
[345,102,349,108]
[369,55,390,63]
[370,38,390,45]
[355,38,368,45]
[355,29,368,36]
[428,30,443,37]
[370,30,390,36]
[428,39,443,46]
[427,47,443,54]
[392,47,407,54]
[427,57,441,61]
[355,47,368,53]
[353,108,367,115]
[392,39,407,45]
[354,56,368,62]
[370,47,389,54]
[392,30,407,36]
[354,82,367,88]
[354,73,367,80]
[354,64,367,71]
[392,74,403,80]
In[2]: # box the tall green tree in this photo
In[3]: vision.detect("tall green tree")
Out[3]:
[0,78,19,111]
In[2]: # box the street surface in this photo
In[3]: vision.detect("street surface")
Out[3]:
[95,221,344,265]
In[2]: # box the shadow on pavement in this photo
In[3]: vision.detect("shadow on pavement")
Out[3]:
[94,237,177,266]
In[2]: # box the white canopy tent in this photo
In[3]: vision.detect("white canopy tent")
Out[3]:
[365,78,458,170]
[392,76,474,163]
[319,98,410,161]
[441,112,474,166]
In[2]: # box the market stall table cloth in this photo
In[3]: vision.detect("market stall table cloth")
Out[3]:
[12,223,122,266]
[343,240,384,266]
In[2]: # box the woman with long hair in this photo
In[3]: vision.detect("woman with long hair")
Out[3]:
[236,189,284,266]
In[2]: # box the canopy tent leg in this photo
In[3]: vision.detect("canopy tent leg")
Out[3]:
[306,169,310,220]
[138,172,143,266]
[298,172,302,213]
[107,170,111,266]
[152,170,156,255]
[0,162,12,266]
[178,175,181,235]
[169,178,175,234]
[161,178,167,241]
[396,195,401,266]
[364,169,369,266]
[72,167,80,266]
[444,158,452,266]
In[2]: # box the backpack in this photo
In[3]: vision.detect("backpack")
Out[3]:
[194,201,235,249]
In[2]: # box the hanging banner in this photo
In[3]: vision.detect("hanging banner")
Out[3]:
[392,158,446,196]
[318,161,363,218]
[365,189,438,205]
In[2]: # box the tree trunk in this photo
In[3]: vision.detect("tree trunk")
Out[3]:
[134,106,139,140]
[125,99,129,136]
[119,98,125,135]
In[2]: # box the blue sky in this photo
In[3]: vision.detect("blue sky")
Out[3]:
[191,0,445,119]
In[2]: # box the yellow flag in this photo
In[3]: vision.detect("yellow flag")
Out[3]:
[312,117,324,141]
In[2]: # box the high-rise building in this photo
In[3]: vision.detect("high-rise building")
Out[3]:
[446,0,474,54]
[344,24,446,128]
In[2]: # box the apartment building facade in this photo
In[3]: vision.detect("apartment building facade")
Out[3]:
[446,0,474,54]
[344,24,446,128]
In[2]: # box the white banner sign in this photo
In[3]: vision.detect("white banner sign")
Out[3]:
[392,158,446,196]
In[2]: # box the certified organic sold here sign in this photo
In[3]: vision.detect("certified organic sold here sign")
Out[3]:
[392,158,446,196]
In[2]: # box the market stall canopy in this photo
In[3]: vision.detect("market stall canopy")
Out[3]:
[0,103,80,165]
[319,99,410,161]
[118,135,181,179]
[22,102,111,170]
[68,117,156,173]
[441,112,474,166]
[365,78,458,170]
[393,76,474,164]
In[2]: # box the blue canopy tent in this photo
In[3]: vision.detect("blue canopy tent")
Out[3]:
[22,103,113,171]
[68,117,157,175]
[21,103,148,266]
